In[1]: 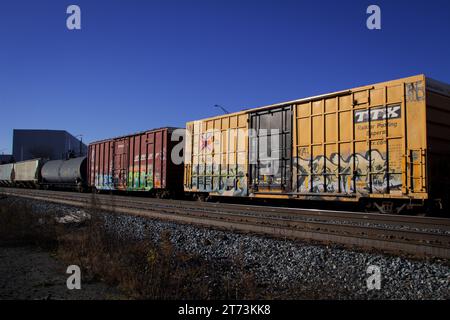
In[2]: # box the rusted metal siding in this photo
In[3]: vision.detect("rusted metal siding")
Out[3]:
[127,130,164,190]
[88,139,114,190]
[88,128,182,192]
[184,113,249,196]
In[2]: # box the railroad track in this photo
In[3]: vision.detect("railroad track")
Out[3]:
[1,188,450,260]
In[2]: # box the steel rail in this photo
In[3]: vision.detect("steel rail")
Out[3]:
[1,188,449,259]
[2,188,449,230]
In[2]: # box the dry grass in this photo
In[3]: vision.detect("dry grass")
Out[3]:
[0,199,59,249]
[0,194,261,299]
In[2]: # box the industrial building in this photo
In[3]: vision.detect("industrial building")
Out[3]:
[12,129,87,162]
[0,154,13,164]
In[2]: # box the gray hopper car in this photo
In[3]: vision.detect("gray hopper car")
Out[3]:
[13,159,46,187]
[0,163,14,186]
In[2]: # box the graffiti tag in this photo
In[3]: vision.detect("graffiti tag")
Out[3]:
[295,150,402,194]
[406,81,425,102]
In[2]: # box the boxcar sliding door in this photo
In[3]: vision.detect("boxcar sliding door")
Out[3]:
[113,138,129,190]
[249,106,292,193]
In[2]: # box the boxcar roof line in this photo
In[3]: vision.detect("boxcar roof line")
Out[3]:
[187,74,446,123]
[89,127,181,145]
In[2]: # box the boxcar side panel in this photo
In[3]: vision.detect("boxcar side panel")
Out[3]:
[404,77,428,196]
[0,163,14,186]
[125,129,167,191]
[113,138,128,190]
[14,159,43,183]
[154,130,163,189]
[128,134,141,190]
[184,113,249,196]
[89,128,182,193]
[184,74,443,205]
[89,140,113,190]
[292,75,427,201]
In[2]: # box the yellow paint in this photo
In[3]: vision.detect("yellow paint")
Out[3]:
[184,74,449,203]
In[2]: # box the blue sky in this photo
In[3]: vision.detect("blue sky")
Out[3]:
[0,0,449,153]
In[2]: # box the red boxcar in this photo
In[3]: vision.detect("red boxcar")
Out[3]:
[88,127,183,197]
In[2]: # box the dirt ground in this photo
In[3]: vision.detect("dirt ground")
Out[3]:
[0,243,122,300]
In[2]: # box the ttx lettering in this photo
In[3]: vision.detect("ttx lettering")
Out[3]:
[354,105,401,124]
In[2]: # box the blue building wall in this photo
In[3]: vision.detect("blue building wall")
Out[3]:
[12,129,87,161]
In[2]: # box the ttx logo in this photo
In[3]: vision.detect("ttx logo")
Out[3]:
[354,105,401,124]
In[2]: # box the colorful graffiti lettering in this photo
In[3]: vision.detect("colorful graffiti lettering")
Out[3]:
[294,150,401,194]
[95,170,155,191]
[127,169,154,191]
[95,174,114,190]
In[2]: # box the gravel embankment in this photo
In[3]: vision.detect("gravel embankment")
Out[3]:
[5,196,450,299]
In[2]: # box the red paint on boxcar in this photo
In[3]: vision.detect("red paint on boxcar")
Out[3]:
[88,128,183,196]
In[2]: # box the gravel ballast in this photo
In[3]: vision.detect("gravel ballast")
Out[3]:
[4,196,450,299]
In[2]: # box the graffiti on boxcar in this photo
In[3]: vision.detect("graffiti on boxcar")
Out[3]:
[191,127,249,197]
[95,174,113,190]
[294,150,402,194]
[406,81,425,102]
[126,167,155,191]
[154,172,161,188]
[200,132,213,152]
[214,175,247,196]
[192,176,247,196]
[191,166,247,196]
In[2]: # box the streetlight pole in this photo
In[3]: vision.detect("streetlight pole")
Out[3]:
[75,134,84,157]
[214,104,230,114]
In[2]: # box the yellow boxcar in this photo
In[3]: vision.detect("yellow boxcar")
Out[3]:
[184,75,450,212]
[184,112,249,197]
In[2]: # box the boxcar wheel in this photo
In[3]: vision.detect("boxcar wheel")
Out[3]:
[196,194,208,202]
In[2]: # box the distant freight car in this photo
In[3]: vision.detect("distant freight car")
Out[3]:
[88,128,184,197]
[41,156,87,191]
[13,158,46,188]
[184,75,450,213]
[0,163,14,186]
